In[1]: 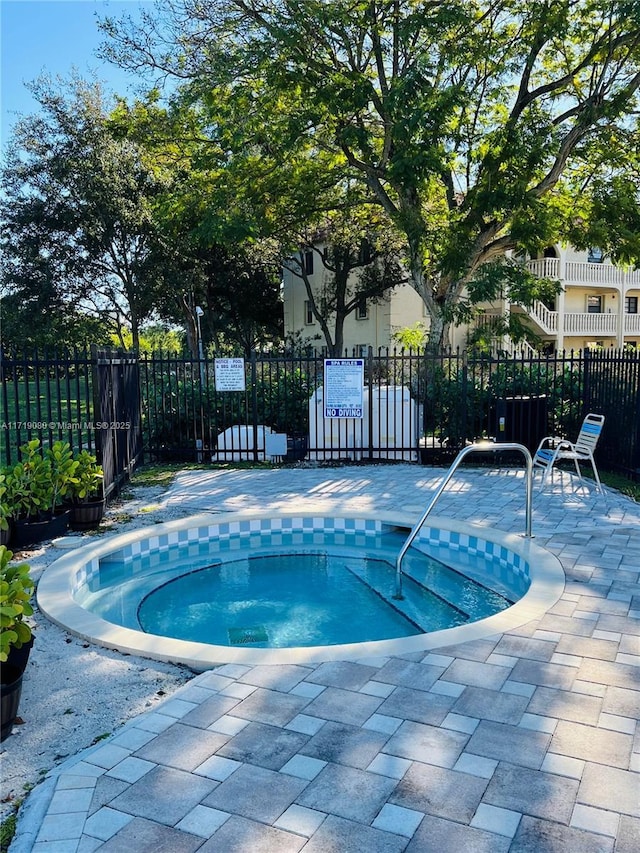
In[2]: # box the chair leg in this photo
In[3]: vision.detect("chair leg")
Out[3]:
[589,456,603,494]
[573,458,583,482]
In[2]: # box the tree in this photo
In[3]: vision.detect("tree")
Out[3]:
[108,94,285,355]
[0,214,112,350]
[284,207,406,355]
[563,122,640,266]
[149,239,284,356]
[1,76,164,349]
[102,0,640,352]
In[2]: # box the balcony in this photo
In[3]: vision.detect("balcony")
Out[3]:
[564,312,617,336]
[526,258,640,288]
[525,301,640,338]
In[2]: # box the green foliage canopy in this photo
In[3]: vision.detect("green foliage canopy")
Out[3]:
[102,0,640,352]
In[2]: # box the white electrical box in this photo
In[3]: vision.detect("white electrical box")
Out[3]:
[307,386,420,461]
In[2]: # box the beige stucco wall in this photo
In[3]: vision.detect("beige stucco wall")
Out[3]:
[283,245,639,352]
[283,260,426,352]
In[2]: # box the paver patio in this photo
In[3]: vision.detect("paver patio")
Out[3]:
[8,464,640,852]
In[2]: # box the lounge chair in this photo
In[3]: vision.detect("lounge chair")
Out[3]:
[533,413,605,493]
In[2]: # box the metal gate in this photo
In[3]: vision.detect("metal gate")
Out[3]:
[92,348,142,498]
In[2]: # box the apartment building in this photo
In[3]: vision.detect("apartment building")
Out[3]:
[283,245,640,353]
[518,246,640,351]
[282,250,426,353]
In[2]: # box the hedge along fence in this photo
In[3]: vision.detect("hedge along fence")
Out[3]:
[139,350,317,461]
[2,347,639,480]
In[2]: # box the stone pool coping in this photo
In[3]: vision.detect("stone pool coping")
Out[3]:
[37,510,564,668]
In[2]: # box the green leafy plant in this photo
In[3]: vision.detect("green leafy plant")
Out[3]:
[1,440,82,521]
[0,474,10,533]
[71,450,103,502]
[3,440,55,520]
[0,546,34,663]
[45,441,79,508]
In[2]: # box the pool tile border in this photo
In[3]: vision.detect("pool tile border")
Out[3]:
[37,511,564,669]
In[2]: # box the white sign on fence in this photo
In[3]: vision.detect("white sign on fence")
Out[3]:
[214,357,246,391]
[323,358,364,418]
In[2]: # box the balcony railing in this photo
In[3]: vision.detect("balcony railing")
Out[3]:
[625,314,640,334]
[526,258,560,279]
[526,258,640,288]
[524,303,640,337]
[529,300,557,333]
[564,312,618,335]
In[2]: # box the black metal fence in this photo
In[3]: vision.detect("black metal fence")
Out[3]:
[3,346,639,481]
[138,347,639,479]
[1,347,143,498]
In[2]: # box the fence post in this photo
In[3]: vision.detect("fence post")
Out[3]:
[634,379,640,479]
[0,348,11,465]
[367,346,374,460]
[461,349,469,446]
[251,350,259,463]
[583,347,591,416]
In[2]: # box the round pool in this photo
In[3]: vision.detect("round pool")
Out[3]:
[37,511,564,667]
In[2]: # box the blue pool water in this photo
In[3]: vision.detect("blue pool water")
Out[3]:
[78,527,515,648]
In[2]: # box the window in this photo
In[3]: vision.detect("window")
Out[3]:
[356,300,368,320]
[587,247,604,263]
[357,344,369,357]
[304,301,314,325]
[587,295,602,313]
[303,251,314,275]
[625,296,638,314]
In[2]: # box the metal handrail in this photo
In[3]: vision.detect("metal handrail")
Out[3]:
[394,442,533,599]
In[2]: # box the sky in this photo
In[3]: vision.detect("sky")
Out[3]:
[1,0,155,148]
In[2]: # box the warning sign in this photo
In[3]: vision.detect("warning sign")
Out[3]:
[214,358,246,391]
[324,359,364,418]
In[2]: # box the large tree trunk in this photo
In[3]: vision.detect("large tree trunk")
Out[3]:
[405,246,451,355]
[331,318,345,357]
[425,311,449,356]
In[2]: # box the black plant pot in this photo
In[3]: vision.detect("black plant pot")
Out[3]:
[1,665,25,742]
[11,510,71,548]
[6,635,34,673]
[70,498,106,531]
[1,637,34,741]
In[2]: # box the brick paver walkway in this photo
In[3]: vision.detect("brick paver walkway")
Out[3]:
[10,465,640,852]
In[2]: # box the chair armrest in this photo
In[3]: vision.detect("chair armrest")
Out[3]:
[535,435,564,451]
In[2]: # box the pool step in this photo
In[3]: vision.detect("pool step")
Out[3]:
[345,549,512,632]
[401,550,513,619]
[344,561,469,633]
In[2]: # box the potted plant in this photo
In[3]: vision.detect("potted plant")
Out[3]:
[46,440,79,512]
[0,473,11,546]
[4,440,74,547]
[0,546,34,741]
[69,449,105,530]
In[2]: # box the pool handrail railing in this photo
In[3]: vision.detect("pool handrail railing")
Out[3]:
[394,441,533,599]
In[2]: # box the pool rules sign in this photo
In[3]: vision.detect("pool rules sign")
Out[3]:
[324,358,364,418]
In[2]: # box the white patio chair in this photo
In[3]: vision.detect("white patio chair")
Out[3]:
[533,413,605,493]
